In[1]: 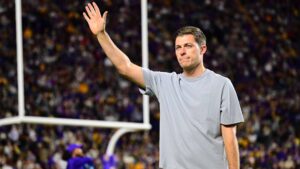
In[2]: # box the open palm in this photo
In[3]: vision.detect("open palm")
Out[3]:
[83,2,108,35]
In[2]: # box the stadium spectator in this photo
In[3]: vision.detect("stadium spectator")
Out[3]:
[64,143,95,169]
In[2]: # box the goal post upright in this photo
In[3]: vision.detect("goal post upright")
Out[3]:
[141,0,150,125]
[16,0,25,119]
[0,0,27,128]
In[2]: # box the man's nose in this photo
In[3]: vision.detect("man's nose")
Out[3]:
[180,48,186,55]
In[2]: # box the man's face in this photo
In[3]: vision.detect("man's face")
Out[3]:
[175,34,206,71]
[72,148,84,157]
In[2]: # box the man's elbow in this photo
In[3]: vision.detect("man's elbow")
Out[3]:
[117,63,131,77]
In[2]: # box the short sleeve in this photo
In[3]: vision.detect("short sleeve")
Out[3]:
[220,79,244,125]
[139,68,162,97]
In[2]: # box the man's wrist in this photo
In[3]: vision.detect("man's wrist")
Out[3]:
[96,31,106,38]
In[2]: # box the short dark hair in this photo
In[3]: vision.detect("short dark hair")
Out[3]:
[175,26,206,45]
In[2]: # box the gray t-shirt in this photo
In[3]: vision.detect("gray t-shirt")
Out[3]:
[141,68,244,169]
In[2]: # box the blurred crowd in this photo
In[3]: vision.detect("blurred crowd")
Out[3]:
[0,0,299,168]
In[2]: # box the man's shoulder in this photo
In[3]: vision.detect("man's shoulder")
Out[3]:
[207,69,231,84]
[157,71,178,77]
[143,68,179,78]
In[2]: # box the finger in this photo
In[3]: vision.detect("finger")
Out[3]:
[85,5,93,18]
[92,2,101,15]
[103,11,108,22]
[83,12,90,22]
[88,3,97,16]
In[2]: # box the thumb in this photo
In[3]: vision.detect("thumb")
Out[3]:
[103,11,108,22]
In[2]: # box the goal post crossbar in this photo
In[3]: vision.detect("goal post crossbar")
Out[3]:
[0,116,151,130]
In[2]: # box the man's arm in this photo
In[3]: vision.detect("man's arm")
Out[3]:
[221,124,240,169]
[83,2,145,88]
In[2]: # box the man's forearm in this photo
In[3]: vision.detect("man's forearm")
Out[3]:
[222,125,240,169]
[225,136,240,169]
[82,2,144,85]
[96,32,132,74]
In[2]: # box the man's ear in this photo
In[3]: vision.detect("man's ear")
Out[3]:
[200,44,207,55]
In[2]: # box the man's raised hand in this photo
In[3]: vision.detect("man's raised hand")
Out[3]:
[83,2,108,36]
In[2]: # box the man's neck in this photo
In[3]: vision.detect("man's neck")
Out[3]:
[183,64,206,78]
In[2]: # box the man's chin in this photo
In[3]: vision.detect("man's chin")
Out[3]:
[181,65,192,70]
[180,63,191,69]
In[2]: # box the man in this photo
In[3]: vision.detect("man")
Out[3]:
[65,144,95,169]
[83,2,244,169]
